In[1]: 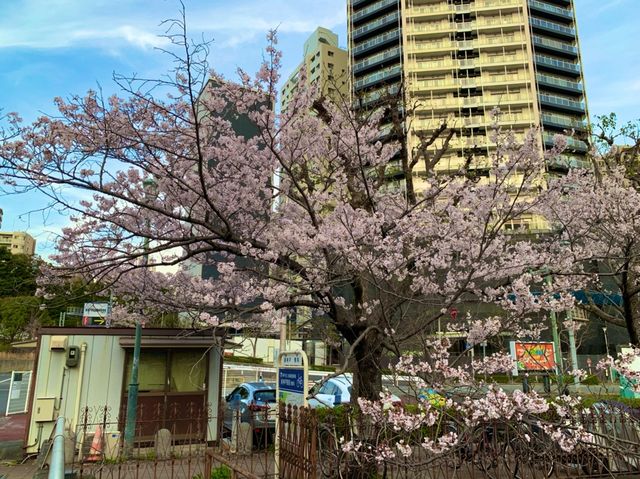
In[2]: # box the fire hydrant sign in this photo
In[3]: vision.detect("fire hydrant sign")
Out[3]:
[277,350,308,407]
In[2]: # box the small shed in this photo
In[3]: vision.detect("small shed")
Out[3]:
[25,327,225,454]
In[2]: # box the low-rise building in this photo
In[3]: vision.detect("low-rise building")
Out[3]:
[0,231,36,255]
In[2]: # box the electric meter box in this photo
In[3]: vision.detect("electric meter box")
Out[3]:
[66,345,80,367]
[33,397,56,422]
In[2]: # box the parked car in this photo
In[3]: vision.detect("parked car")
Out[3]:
[307,374,401,409]
[223,382,277,444]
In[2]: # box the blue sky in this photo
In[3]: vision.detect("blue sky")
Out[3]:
[0,0,638,256]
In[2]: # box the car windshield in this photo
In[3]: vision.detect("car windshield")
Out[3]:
[254,390,276,403]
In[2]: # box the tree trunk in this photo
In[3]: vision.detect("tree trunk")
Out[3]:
[621,265,640,345]
[339,325,384,401]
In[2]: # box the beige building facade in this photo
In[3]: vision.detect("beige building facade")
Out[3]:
[349,0,590,231]
[280,27,349,111]
[0,231,36,255]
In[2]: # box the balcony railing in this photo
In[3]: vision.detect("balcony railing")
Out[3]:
[543,133,588,152]
[536,73,583,92]
[353,46,401,73]
[535,54,580,73]
[532,35,577,55]
[528,0,573,20]
[354,65,402,90]
[353,29,400,56]
[541,113,586,130]
[352,11,399,39]
[539,93,585,112]
[352,0,398,23]
[530,17,575,37]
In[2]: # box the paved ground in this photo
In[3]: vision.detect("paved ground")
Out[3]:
[0,459,38,479]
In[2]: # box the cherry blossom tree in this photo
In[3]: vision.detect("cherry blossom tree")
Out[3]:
[0,19,582,403]
[543,115,640,345]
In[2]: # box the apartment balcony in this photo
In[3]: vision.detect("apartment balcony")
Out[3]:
[352,11,400,40]
[358,84,401,108]
[476,34,526,50]
[477,16,524,32]
[541,113,587,131]
[547,154,591,172]
[353,29,400,57]
[480,53,527,68]
[535,54,581,75]
[528,0,573,22]
[412,77,460,92]
[409,21,454,36]
[532,35,577,57]
[352,0,398,24]
[543,133,588,152]
[353,46,401,74]
[406,39,453,54]
[352,0,371,7]
[354,65,402,91]
[481,73,531,87]
[530,17,576,40]
[475,0,522,11]
[539,92,585,113]
[408,58,456,73]
[407,4,454,18]
[535,73,583,94]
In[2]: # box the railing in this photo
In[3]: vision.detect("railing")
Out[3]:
[352,0,397,23]
[539,93,585,111]
[353,46,401,73]
[536,73,583,92]
[530,17,576,37]
[535,54,581,73]
[352,11,399,39]
[354,65,401,90]
[533,34,577,55]
[528,0,573,20]
[48,416,66,479]
[541,113,586,130]
[353,28,400,56]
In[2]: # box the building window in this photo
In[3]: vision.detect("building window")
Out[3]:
[328,51,334,57]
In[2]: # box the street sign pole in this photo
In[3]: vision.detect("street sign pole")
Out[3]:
[275,350,309,477]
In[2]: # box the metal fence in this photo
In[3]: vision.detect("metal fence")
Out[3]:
[308,403,640,479]
[34,402,276,479]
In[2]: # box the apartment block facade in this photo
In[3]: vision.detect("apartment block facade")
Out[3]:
[349,0,589,199]
[0,231,36,255]
[281,27,349,111]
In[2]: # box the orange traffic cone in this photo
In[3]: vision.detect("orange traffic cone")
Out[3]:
[85,425,103,462]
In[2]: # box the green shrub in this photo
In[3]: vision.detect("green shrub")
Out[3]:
[210,465,232,479]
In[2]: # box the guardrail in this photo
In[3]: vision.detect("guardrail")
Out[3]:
[48,416,65,479]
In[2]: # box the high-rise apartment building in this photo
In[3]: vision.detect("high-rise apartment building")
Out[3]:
[349,0,589,186]
[280,27,349,111]
[0,231,36,255]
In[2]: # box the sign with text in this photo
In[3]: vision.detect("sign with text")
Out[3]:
[510,341,556,375]
[277,350,308,407]
[82,302,111,327]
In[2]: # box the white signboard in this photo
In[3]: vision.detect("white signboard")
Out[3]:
[82,302,111,326]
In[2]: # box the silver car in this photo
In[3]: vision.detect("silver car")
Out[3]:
[223,382,277,443]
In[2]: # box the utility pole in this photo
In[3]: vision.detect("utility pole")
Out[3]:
[567,310,579,385]
[123,177,156,457]
[545,275,564,390]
